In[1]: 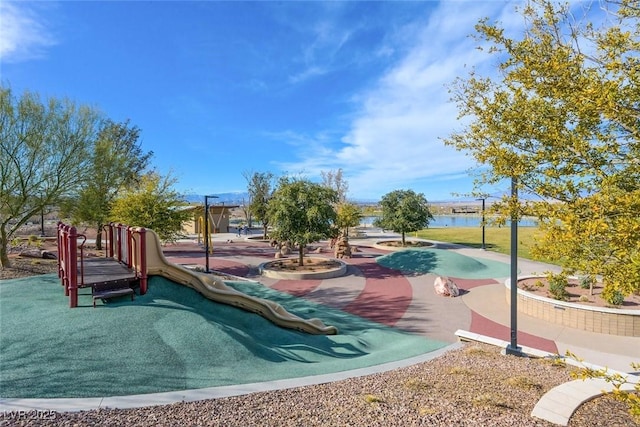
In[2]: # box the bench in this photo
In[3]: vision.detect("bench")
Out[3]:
[92,281,135,308]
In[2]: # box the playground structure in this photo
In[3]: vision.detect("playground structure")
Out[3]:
[197,212,215,252]
[57,222,147,308]
[56,222,338,335]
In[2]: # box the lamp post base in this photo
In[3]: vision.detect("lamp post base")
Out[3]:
[502,345,527,357]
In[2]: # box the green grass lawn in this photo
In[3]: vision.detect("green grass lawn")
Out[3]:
[414,226,546,261]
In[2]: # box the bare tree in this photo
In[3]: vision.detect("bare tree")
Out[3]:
[321,168,349,203]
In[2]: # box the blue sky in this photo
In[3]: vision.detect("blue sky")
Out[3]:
[1,1,526,202]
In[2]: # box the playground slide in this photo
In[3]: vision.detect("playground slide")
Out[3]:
[141,229,338,335]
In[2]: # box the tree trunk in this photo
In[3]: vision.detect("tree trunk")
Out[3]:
[298,245,305,267]
[263,221,269,240]
[401,231,406,246]
[0,239,11,269]
[95,223,103,250]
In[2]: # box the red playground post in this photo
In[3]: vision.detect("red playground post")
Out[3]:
[57,223,80,308]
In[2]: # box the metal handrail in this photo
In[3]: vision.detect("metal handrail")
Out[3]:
[77,234,87,288]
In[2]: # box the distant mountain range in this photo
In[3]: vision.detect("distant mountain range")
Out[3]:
[183,192,463,206]
[183,192,384,205]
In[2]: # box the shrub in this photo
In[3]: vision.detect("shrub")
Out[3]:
[27,235,39,246]
[579,275,595,290]
[521,282,536,291]
[505,375,542,391]
[602,287,625,306]
[464,345,492,356]
[404,378,431,391]
[449,366,473,375]
[418,407,438,415]
[472,393,511,409]
[363,394,384,404]
[547,273,569,301]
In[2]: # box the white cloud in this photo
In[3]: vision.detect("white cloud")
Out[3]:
[281,5,357,85]
[279,1,519,200]
[283,2,398,86]
[0,2,56,63]
[288,65,327,85]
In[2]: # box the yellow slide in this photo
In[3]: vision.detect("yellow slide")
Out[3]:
[138,229,338,335]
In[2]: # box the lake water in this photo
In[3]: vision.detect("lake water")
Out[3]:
[360,215,538,228]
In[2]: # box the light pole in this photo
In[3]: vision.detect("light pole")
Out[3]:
[476,197,486,250]
[505,176,523,356]
[204,195,218,273]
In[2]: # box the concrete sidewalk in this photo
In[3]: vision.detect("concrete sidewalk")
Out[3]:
[214,231,639,373]
[453,247,639,373]
[462,281,640,372]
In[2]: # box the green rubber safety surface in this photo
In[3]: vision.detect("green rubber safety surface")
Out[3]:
[0,275,446,398]
[376,248,511,279]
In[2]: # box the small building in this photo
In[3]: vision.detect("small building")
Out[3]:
[451,206,480,214]
[182,203,239,235]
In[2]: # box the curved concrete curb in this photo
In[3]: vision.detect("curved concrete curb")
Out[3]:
[259,258,347,280]
[371,239,437,252]
[531,377,639,425]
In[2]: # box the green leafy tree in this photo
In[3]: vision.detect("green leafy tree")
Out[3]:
[373,190,433,246]
[267,178,338,266]
[246,171,275,239]
[335,202,362,236]
[109,171,192,243]
[445,0,640,296]
[0,87,99,268]
[62,119,152,250]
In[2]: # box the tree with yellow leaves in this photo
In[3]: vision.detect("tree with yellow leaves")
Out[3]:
[445,0,640,299]
[109,171,192,243]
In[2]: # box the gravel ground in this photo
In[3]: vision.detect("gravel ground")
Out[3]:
[1,256,638,426]
[0,255,61,281]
